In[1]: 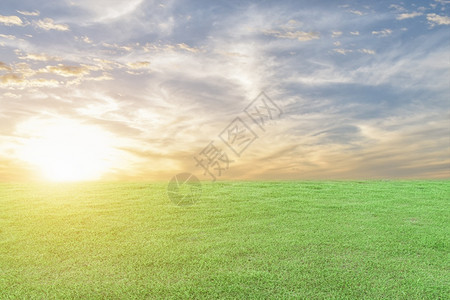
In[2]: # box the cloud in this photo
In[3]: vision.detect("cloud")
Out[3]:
[140,42,201,54]
[0,15,23,26]
[127,61,150,69]
[91,58,122,71]
[19,53,62,62]
[281,19,302,30]
[42,64,90,77]
[0,75,59,88]
[331,31,342,38]
[102,42,133,52]
[75,36,93,44]
[397,12,423,20]
[3,92,21,98]
[11,62,36,78]
[27,78,60,87]
[333,48,353,55]
[348,10,364,16]
[427,14,450,26]
[16,10,40,16]
[0,62,12,71]
[176,43,200,53]
[389,4,406,12]
[372,29,392,36]
[69,0,144,22]
[351,44,449,90]
[0,0,448,181]
[0,34,16,40]
[0,61,98,88]
[359,49,376,55]
[82,36,92,43]
[0,73,24,85]
[35,18,69,31]
[83,73,113,81]
[0,63,54,88]
[263,30,320,41]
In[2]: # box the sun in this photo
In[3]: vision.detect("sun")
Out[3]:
[18,118,116,181]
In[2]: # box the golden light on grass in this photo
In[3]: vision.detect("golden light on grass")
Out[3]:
[18,118,116,181]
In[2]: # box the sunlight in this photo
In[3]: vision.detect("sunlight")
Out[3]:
[18,118,116,181]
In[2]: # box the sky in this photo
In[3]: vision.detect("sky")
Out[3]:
[0,0,449,182]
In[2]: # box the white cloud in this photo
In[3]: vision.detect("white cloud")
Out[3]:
[16,10,40,16]
[372,29,392,36]
[102,42,133,52]
[41,64,90,77]
[19,53,62,62]
[76,36,93,44]
[0,34,17,40]
[3,92,21,98]
[281,19,302,30]
[263,29,320,41]
[331,31,342,38]
[158,16,175,35]
[0,15,23,26]
[397,12,423,20]
[0,74,60,88]
[69,0,144,22]
[11,61,34,74]
[350,31,360,35]
[348,10,364,16]
[359,49,376,55]
[389,4,406,12]
[427,13,450,26]
[35,18,69,31]
[176,43,200,53]
[333,48,352,55]
[353,46,450,90]
[127,61,150,69]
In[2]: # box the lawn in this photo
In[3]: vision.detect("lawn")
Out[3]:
[0,181,448,299]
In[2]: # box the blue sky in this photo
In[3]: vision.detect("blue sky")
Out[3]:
[0,0,449,181]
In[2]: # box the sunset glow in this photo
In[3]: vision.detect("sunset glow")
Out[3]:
[0,0,449,181]
[18,119,115,181]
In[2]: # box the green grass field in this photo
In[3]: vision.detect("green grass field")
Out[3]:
[0,181,448,299]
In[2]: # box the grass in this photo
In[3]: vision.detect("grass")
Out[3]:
[0,180,448,299]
